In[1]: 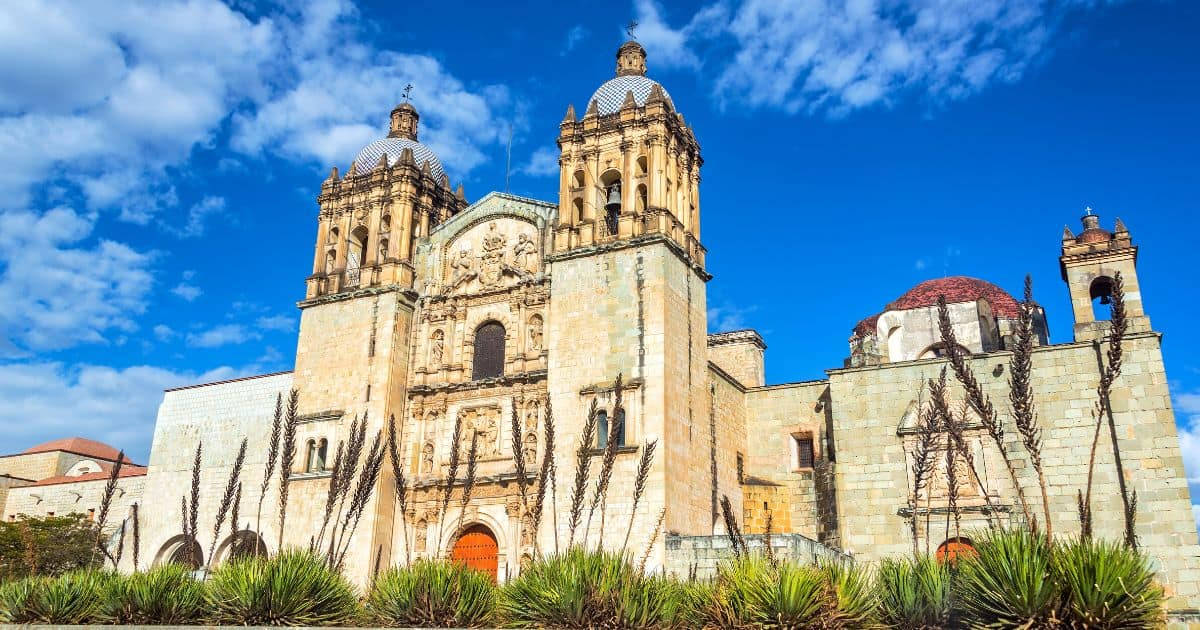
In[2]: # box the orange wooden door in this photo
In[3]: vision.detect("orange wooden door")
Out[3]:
[451,525,498,581]
[936,538,976,564]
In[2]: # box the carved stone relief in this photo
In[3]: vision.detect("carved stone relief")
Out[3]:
[459,406,500,457]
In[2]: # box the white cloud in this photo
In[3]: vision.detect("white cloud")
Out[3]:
[152,324,176,342]
[707,302,758,333]
[171,282,202,302]
[0,206,154,356]
[164,195,227,238]
[256,314,297,333]
[186,324,261,348]
[520,147,560,177]
[636,0,1119,116]
[0,361,246,463]
[563,25,588,55]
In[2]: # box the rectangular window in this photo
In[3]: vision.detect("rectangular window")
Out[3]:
[87,508,95,521]
[736,453,745,484]
[792,433,815,470]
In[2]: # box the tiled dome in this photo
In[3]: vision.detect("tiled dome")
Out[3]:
[588,75,674,116]
[353,137,445,181]
[852,276,1020,337]
[22,437,133,463]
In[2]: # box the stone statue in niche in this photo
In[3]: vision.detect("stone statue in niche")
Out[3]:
[324,249,336,275]
[523,431,537,465]
[524,401,539,432]
[513,232,538,272]
[429,330,444,368]
[378,238,389,262]
[527,315,543,351]
[521,513,535,547]
[478,222,507,286]
[460,407,500,457]
[421,441,435,475]
[450,248,473,281]
[415,519,428,552]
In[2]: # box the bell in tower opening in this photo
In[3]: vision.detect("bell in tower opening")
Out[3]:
[605,182,621,235]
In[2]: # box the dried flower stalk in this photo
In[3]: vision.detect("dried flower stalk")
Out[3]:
[621,438,658,555]
[387,414,412,565]
[276,389,299,546]
[256,393,282,538]
[567,399,599,549]
[205,438,247,576]
[586,374,624,548]
[1010,275,1052,539]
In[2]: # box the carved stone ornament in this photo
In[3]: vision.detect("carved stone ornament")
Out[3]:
[429,330,444,368]
[527,315,544,352]
[421,441,435,475]
[512,232,538,273]
[459,407,500,457]
[414,519,428,552]
[478,222,508,286]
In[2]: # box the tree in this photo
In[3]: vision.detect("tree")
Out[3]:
[0,513,99,580]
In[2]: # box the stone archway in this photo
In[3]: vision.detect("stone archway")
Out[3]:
[451,523,499,581]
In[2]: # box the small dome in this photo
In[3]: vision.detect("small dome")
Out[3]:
[353,137,446,181]
[22,437,133,463]
[1077,227,1112,244]
[588,75,674,116]
[852,276,1020,337]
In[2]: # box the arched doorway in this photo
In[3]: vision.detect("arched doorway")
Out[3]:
[451,524,499,581]
[935,537,976,564]
[153,534,203,569]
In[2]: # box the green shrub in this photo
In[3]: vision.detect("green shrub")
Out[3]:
[97,563,206,624]
[206,550,361,626]
[877,555,952,629]
[823,560,878,628]
[696,556,876,629]
[366,559,495,627]
[955,529,1060,628]
[498,548,682,628]
[0,514,100,580]
[22,568,113,624]
[1054,537,1164,629]
[0,575,48,623]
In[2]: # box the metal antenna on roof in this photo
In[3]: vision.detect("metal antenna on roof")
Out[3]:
[504,122,513,194]
[626,20,639,40]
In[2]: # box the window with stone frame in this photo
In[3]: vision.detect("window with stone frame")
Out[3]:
[792,432,815,470]
[472,321,506,379]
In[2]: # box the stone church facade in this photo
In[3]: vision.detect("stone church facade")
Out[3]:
[4,41,1198,613]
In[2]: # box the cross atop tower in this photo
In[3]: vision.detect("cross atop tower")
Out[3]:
[625,20,639,40]
[402,83,413,103]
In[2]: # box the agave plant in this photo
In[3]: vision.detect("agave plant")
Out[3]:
[0,575,48,623]
[366,559,495,628]
[499,548,681,628]
[823,560,878,628]
[206,550,360,626]
[876,556,952,629]
[97,563,206,624]
[954,529,1061,628]
[22,568,113,624]
[1054,537,1164,629]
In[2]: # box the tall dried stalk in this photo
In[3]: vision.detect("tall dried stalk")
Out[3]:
[179,496,188,558]
[943,424,961,547]
[276,389,299,547]
[131,502,140,571]
[313,440,346,552]
[386,414,412,566]
[531,397,557,556]
[936,296,1037,532]
[333,431,386,570]
[1081,271,1134,547]
[113,520,126,567]
[450,433,480,550]
[586,375,624,548]
[720,495,747,558]
[436,412,465,555]
[638,508,667,574]
[567,399,599,548]
[318,415,366,555]
[511,399,530,515]
[92,449,125,566]
[621,439,658,555]
[1010,275,1052,540]
[187,443,202,566]
[231,482,242,538]
[910,388,937,556]
[931,369,1000,527]
[205,438,247,576]
[256,393,283,539]
[763,509,777,568]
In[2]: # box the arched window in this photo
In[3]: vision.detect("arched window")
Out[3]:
[472,322,505,380]
[380,214,391,233]
[572,198,584,224]
[935,537,976,565]
[613,408,626,446]
[316,438,328,471]
[347,227,368,285]
[596,410,609,449]
[324,249,336,275]
[1090,276,1116,321]
[305,439,318,472]
[917,342,972,360]
[600,170,622,235]
[636,184,647,214]
[572,170,586,189]
[636,156,648,177]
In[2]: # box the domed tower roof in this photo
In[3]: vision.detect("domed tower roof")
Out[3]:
[586,41,675,115]
[22,437,133,463]
[852,276,1020,337]
[350,101,446,181]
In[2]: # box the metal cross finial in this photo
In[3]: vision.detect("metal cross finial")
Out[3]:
[1085,206,1093,215]
[402,84,413,103]
[626,20,639,40]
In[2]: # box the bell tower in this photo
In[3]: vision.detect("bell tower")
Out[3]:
[545,42,732,560]
[1060,209,1151,342]
[552,41,704,266]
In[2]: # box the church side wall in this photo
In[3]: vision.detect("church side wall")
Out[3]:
[137,372,293,572]
[4,475,144,531]
[828,332,1200,610]
[743,380,833,542]
[0,452,82,481]
[709,364,748,536]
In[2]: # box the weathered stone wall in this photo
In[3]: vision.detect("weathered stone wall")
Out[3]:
[0,451,79,482]
[136,372,293,572]
[4,475,144,536]
[710,364,748,536]
[743,379,835,543]
[707,331,765,388]
[827,332,1200,609]
[664,533,848,579]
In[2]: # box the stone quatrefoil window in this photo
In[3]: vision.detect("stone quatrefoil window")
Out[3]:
[472,322,505,380]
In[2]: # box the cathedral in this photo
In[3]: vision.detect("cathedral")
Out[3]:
[3,41,1198,614]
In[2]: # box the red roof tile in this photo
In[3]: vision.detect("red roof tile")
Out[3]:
[852,276,1020,337]
[21,437,134,464]
[33,466,147,487]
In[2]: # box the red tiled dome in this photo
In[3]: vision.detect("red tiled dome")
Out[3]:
[1077,227,1112,244]
[852,276,1020,337]
[22,437,133,464]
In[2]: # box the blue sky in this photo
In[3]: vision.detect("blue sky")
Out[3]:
[1,0,1197,514]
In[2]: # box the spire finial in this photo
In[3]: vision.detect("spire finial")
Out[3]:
[626,20,639,41]
[1085,206,1093,216]
[402,83,413,103]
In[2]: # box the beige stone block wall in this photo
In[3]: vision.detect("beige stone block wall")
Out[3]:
[743,380,833,543]
[0,451,80,481]
[4,476,144,536]
[710,365,748,535]
[707,334,765,388]
[827,332,1200,610]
